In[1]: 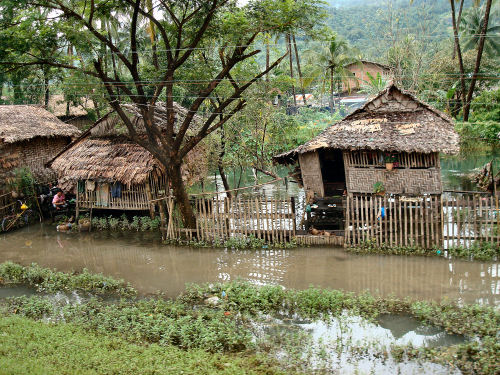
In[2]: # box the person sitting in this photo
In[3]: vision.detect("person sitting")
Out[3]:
[52,190,67,210]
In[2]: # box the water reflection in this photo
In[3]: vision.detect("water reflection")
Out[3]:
[0,224,498,305]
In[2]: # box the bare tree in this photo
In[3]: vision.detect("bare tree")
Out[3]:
[3,0,309,227]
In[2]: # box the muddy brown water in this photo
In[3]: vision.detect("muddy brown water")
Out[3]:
[0,224,498,305]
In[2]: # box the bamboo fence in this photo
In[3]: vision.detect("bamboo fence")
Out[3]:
[159,190,499,249]
[163,195,297,244]
[345,192,500,248]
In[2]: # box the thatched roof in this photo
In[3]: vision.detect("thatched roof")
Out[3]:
[49,102,207,186]
[274,84,459,165]
[48,94,89,118]
[0,105,81,143]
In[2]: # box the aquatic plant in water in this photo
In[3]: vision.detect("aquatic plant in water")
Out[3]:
[347,239,499,261]
[0,262,136,297]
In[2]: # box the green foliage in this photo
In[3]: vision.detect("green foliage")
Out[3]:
[5,168,36,207]
[460,3,500,58]
[89,215,160,232]
[372,181,384,194]
[447,242,500,261]
[469,88,500,123]
[165,235,297,250]
[0,316,281,375]
[455,120,500,143]
[0,262,136,297]
[360,72,388,96]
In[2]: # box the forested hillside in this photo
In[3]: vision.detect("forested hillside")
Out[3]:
[326,0,474,61]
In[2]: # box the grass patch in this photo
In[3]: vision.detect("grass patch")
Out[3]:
[0,315,283,375]
[0,262,136,297]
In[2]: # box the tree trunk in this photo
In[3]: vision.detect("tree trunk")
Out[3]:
[292,34,307,106]
[44,74,49,109]
[167,162,196,229]
[463,0,493,121]
[266,40,270,83]
[450,0,467,111]
[329,67,334,113]
[218,125,231,198]
[287,34,296,108]
[452,0,465,60]
[92,99,101,118]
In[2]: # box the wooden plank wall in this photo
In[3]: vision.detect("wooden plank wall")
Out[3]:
[345,193,500,249]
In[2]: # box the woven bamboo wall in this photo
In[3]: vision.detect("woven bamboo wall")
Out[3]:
[345,168,442,194]
[343,151,442,194]
[0,137,70,184]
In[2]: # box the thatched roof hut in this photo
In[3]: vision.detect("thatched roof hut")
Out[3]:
[276,84,459,164]
[0,105,80,185]
[48,102,208,213]
[0,105,80,143]
[274,84,460,197]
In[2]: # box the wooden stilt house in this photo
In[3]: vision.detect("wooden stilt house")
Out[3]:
[275,84,459,197]
[274,84,460,237]
[47,103,208,216]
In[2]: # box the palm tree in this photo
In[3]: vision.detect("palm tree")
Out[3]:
[306,34,358,113]
[460,2,500,57]
[360,72,388,97]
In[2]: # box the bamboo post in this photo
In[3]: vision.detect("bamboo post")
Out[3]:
[457,195,462,247]
[388,195,392,246]
[404,200,408,246]
[409,200,413,246]
[291,196,296,235]
[383,195,388,245]
[430,196,435,246]
[201,198,207,242]
[355,195,360,244]
[346,194,350,245]
[360,195,365,242]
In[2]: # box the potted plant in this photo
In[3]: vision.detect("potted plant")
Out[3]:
[78,217,91,232]
[384,153,397,170]
[373,181,385,196]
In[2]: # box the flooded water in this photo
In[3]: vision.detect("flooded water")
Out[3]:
[1,224,498,305]
[441,145,499,191]
[254,312,465,374]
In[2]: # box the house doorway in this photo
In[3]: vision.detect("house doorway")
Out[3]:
[319,149,346,196]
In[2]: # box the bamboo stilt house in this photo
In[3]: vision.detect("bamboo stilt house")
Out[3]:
[274,84,460,198]
[47,102,208,213]
[0,105,80,188]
